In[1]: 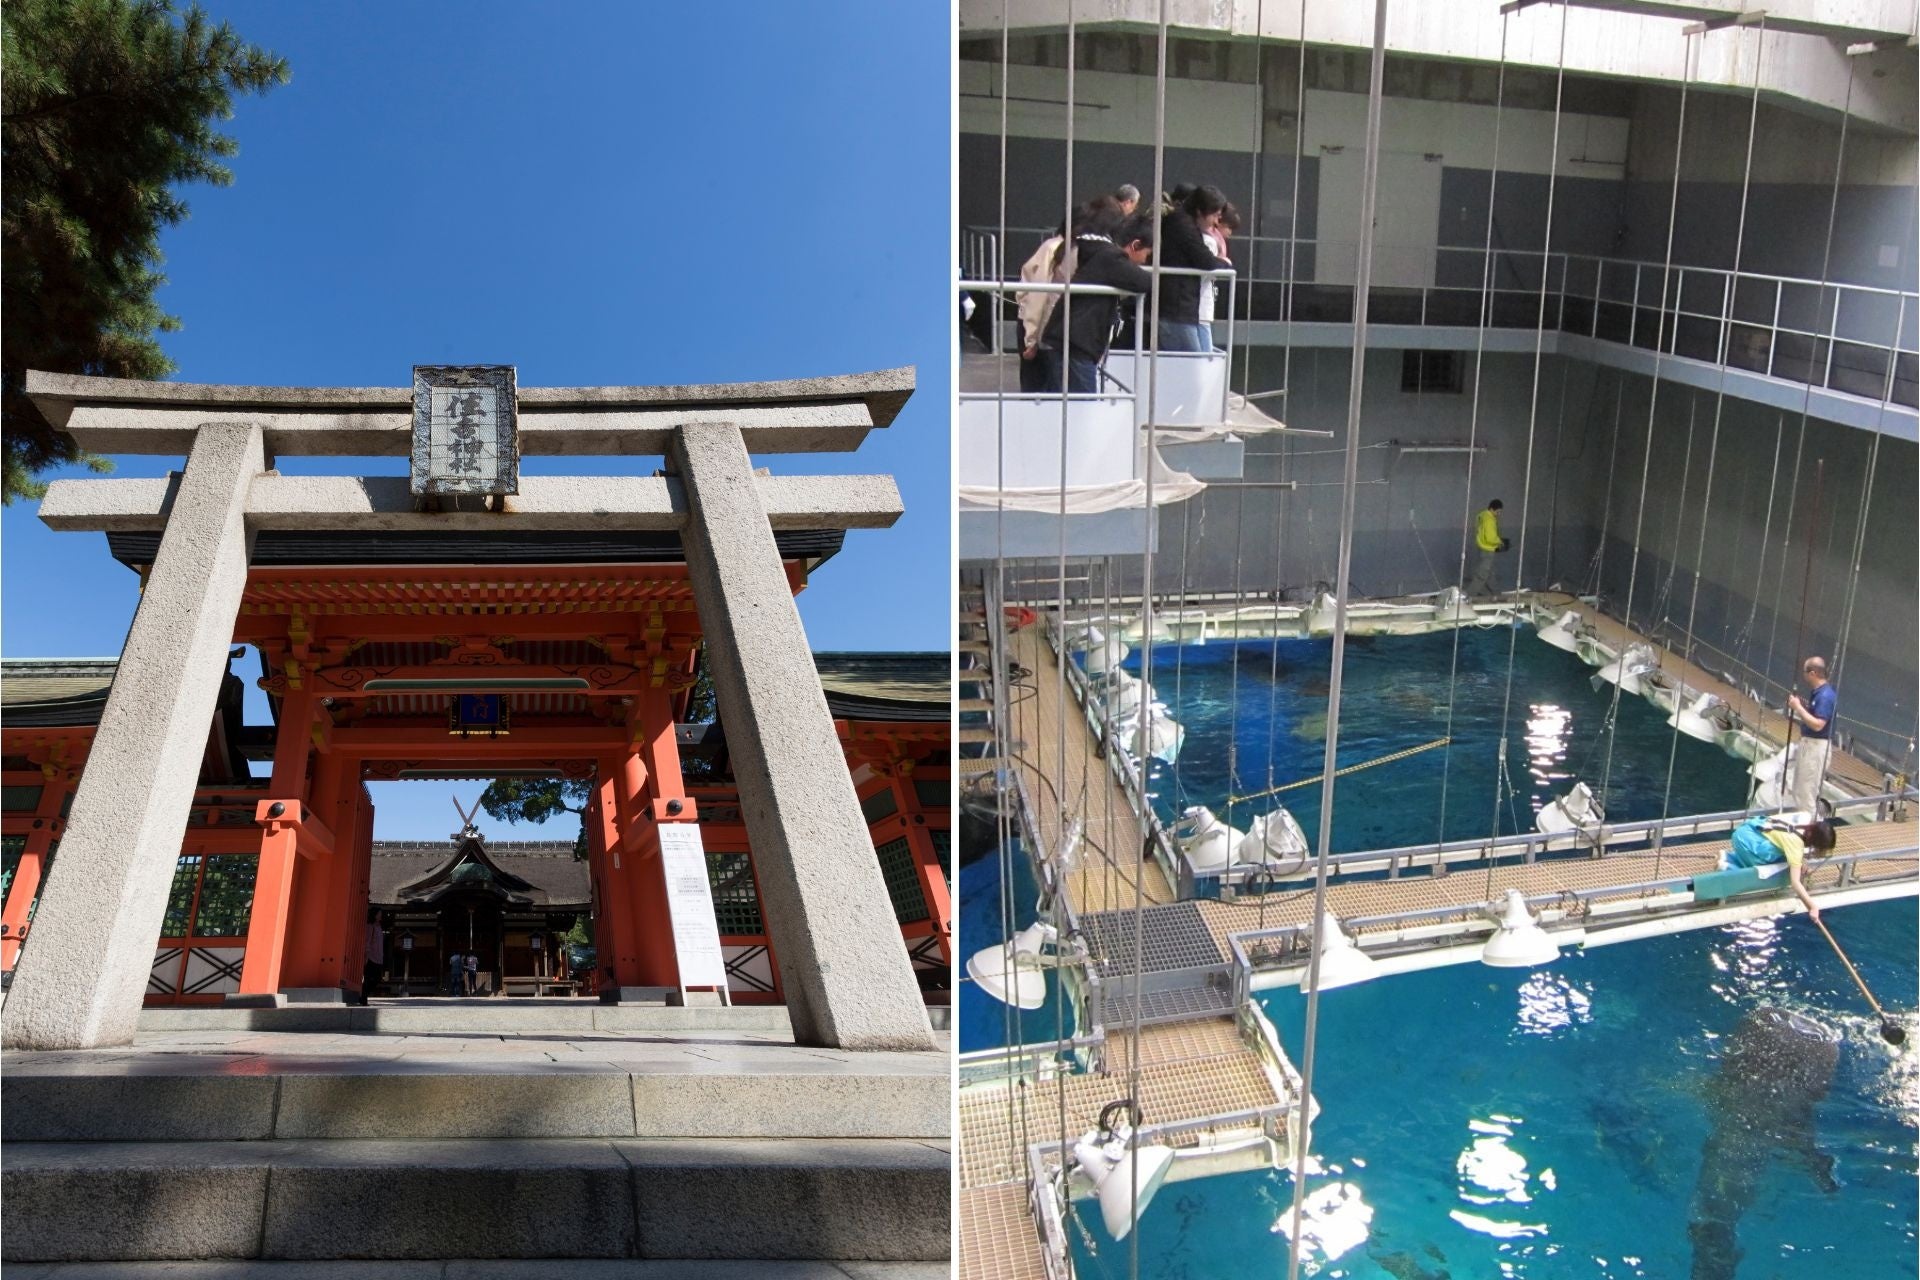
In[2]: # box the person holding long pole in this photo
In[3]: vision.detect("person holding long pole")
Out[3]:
[1785,655,1836,814]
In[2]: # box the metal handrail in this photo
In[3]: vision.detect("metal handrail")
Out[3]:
[961,225,1919,377]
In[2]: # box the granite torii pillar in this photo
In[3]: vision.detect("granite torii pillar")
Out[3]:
[673,422,934,1051]
[3,367,931,1052]
[2,422,262,1049]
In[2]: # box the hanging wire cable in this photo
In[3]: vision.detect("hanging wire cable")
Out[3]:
[1582,371,1626,602]
[1434,13,1510,858]
[1730,410,1787,669]
[1257,0,1310,937]
[1595,28,1698,819]
[987,0,1026,1176]
[1283,4,1388,1275]
[1830,75,1914,718]
[1655,16,1767,865]
[1483,1,1568,897]
[1124,6,1173,1276]
[1050,7,1081,1264]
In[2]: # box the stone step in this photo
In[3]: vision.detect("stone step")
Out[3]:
[137,1002,798,1035]
[2,1263,943,1279]
[0,1137,949,1264]
[4,1062,948,1143]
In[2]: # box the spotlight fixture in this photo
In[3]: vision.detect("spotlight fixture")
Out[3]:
[965,920,1057,1010]
[1480,889,1561,968]
[1072,1100,1175,1241]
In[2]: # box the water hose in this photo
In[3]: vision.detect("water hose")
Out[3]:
[1812,916,1906,1046]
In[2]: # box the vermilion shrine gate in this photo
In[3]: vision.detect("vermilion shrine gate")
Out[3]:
[1,366,943,1052]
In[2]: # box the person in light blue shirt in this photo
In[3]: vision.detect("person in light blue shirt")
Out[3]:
[1785,656,1836,813]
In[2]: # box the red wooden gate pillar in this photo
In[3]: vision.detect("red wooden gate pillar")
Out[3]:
[624,687,703,993]
[336,775,374,995]
[0,770,73,971]
[237,690,326,996]
[591,758,645,989]
[279,751,350,991]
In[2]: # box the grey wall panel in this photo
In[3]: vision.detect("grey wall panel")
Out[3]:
[1617,181,1920,295]
[1435,169,1629,290]
[959,133,1316,276]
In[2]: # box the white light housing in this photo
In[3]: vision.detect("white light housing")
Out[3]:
[965,921,1055,1010]
[1433,585,1477,624]
[1536,609,1582,652]
[1083,629,1131,676]
[1238,806,1310,866]
[1306,591,1340,635]
[1669,692,1729,743]
[1309,910,1381,991]
[1480,889,1561,968]
[1073,1121,1176,1241]
[1750,743,1793,784]
[1593,644,1657,696]
[1174,806,1245,875]
[1536,782,1602,839]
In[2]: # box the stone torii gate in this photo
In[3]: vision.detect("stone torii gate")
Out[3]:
[1,366,935,1053]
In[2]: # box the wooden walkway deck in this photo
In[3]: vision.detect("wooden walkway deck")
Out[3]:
[1005,624,1174,916]
[1526,591,1891,794]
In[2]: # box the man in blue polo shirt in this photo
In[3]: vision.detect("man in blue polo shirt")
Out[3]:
[1785,656,1836,814]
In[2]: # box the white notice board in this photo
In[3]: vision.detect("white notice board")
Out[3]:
[657,823,729,988]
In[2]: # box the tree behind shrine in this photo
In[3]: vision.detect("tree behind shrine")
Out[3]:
[2,0,287,502]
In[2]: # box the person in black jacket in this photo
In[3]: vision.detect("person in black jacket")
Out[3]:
[1036,211,1155,394]
[1155,185,1234,351]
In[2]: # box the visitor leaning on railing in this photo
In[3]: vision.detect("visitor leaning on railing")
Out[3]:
[1035,210,1156,394]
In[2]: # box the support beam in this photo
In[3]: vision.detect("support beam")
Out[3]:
[2,423,263,1050]
[40,472,904,534]
[25,366,913,454]
[671,422,933,1051]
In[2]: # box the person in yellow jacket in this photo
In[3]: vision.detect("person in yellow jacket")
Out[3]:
[1467,499,1509,597]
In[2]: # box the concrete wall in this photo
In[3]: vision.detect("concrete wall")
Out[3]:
[1583,376,1919,767]
[1136,349,1595,599]
[958,3,1920,133]
[961,54,1919,329]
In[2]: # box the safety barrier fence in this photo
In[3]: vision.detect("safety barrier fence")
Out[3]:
[963,227,1919,410]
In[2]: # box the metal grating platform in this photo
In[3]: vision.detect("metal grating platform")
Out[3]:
[1100,980,1236,1027]
[1082,900,1224,978]
[1195,818,1919,956]
[959,1183,1049,1280]
[957,1019,1285,1191]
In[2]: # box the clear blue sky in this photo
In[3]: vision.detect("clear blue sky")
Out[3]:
[1,1,953,839]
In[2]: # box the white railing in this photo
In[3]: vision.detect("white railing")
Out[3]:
[958,264,1241,427]
[962,225,1919,409]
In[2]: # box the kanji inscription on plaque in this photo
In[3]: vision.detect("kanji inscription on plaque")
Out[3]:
[411,364,518,496]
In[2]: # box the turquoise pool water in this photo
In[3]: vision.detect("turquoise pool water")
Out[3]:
[1064,899,1917,1279]
[1123,629,1756,852]
[964,628,1766,1052]
[960,832,1072,1052]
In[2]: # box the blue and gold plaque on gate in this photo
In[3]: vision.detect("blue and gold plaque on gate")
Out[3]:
[450,693,510,737]
[411,364,519,497]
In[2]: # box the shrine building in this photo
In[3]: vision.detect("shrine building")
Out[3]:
[2,649,947,1006]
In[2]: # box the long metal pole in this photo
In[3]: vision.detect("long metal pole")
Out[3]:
[1283,3,1389,1276]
